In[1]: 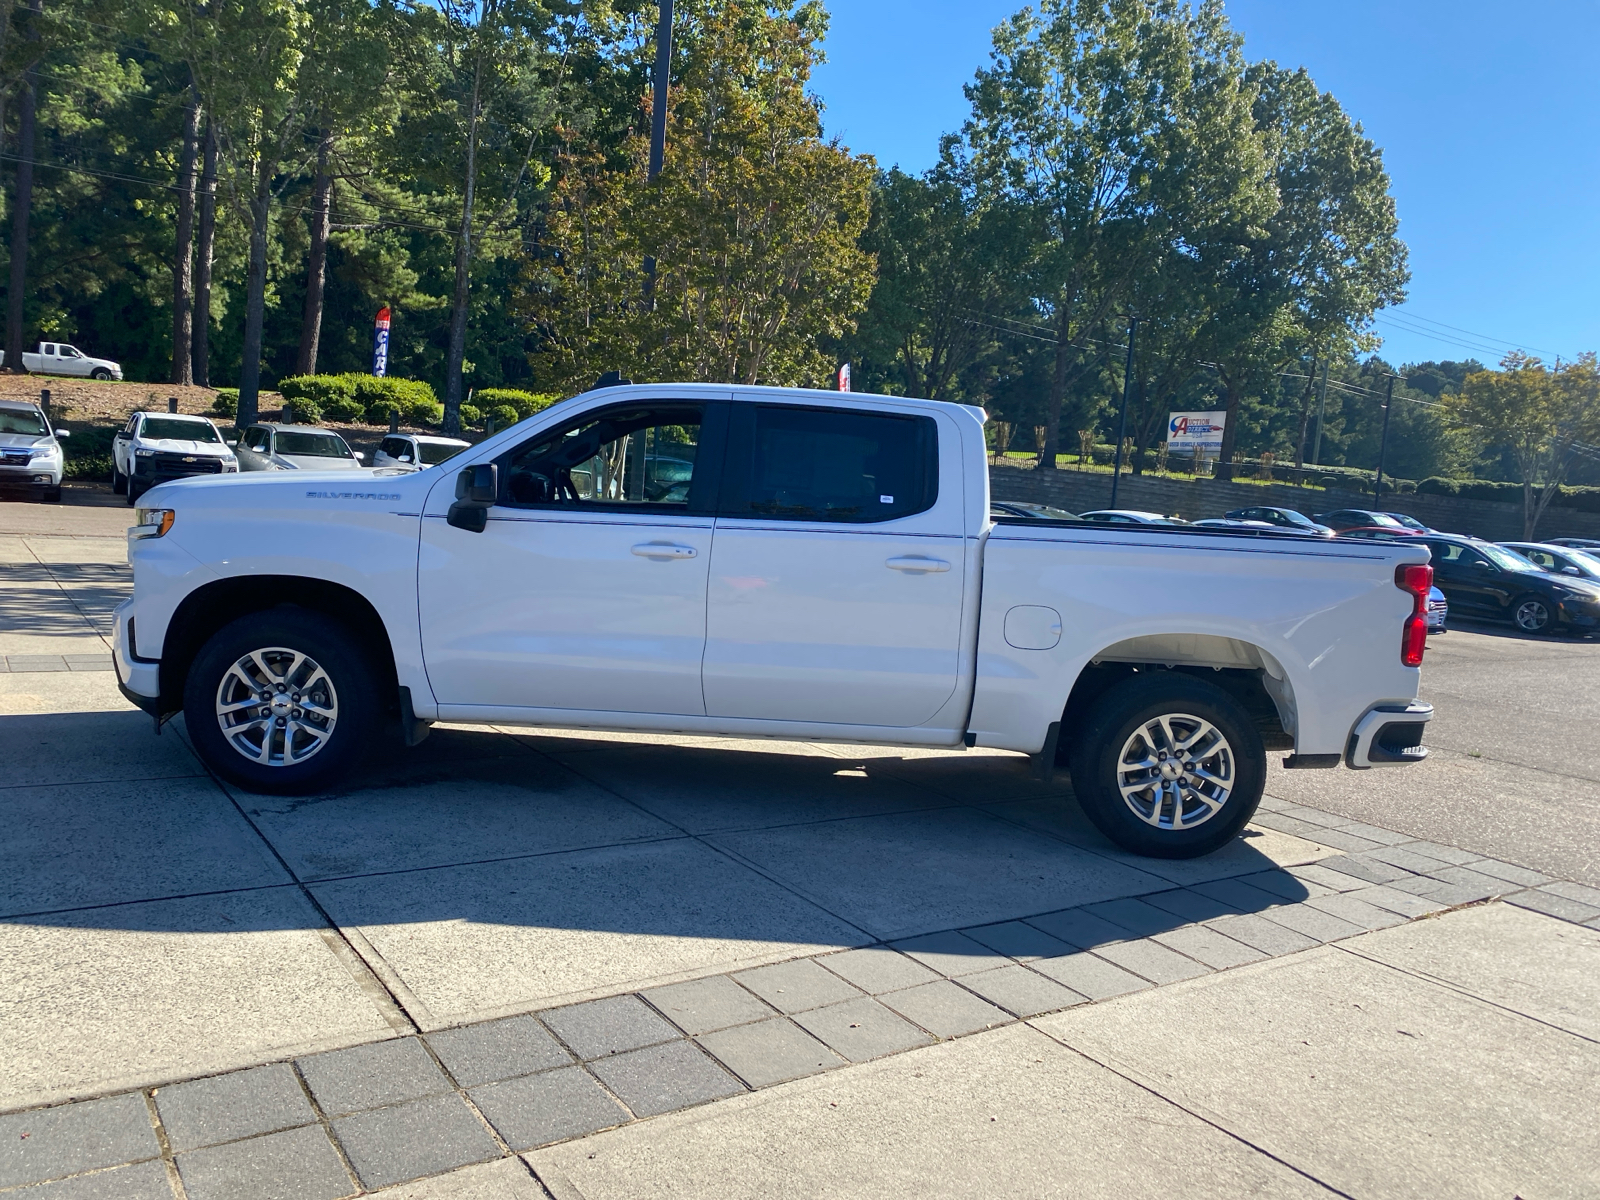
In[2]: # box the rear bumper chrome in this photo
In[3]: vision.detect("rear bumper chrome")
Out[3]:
[1346,701,1433,769]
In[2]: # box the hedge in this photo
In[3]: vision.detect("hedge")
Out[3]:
[277,374,442,427]
[1417,477,1600,514]
[470,388,559,423]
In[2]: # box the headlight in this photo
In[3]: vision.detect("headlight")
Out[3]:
[131,508,175,539]
[135,448,155,457]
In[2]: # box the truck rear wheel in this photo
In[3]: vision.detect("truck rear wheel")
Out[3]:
[1068,673,1265,859]
[183,608,378,794]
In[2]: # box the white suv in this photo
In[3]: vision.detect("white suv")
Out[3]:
[372,433,470,470]
[0,399,69,501]
[113,412,238,504]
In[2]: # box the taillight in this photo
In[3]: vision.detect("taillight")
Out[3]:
[1395,563,1433,667]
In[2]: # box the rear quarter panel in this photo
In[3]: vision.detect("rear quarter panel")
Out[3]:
[970,524,1431,756]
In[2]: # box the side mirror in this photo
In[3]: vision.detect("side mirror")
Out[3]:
[448,463,498,532]
[55,428,70,439]
[1472,559,1492,570]
[353,451,365,462]
[1562,565,1581,576]
[398,454,412,463]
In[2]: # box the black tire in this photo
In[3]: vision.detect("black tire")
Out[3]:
[183,607,380,794]
[111,465,126,495]
[1511,594,1555,635]
[1068,673,1265,859]
[126,478,145,505]
[91,368,112,380]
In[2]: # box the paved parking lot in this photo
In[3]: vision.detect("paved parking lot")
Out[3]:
[2,499,1597,1199]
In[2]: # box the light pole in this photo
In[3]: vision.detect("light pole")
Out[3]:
[1310,358,1330,466]
[1374,372,1396,501]
[643,0,674,303]
[1109,315,1139,509]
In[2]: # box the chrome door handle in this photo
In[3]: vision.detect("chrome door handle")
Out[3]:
[631,542,698,560]
[886,556,951,573]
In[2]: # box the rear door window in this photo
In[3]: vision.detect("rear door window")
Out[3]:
[719,404,937,524]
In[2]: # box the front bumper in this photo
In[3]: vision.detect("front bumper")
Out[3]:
[132,456,233,485]
[0,460,61,487]
[112,599,161,702]
[1346,701,1433,769]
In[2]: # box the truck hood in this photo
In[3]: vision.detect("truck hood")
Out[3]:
[273,454,363,470]
[142,438,231,456]
[140,466,418,507]
[0,432,54,450]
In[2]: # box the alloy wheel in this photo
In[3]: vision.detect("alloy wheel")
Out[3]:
[1115,712,1235,830]
[215,646,338,766]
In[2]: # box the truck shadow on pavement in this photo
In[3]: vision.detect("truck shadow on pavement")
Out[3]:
[2,711,1316,1007]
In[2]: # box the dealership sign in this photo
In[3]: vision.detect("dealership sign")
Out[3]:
[1167,411,1226,450]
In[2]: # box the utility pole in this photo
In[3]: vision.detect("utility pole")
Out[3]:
[1374,373,1396,501]
[642,0,674,304]
[1109,315,1139,509]
[1311,358,1330,466]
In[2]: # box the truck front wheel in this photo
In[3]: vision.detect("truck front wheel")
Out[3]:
[1068,673,1265,859]
[91,367,112,380]
[183,608,378,794]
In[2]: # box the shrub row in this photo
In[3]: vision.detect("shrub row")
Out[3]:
[461,388,560,431]
[1417,477,1600,514]
[274,375,443,426]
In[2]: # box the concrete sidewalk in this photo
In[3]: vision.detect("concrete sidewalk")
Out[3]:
[527,901,1598,1200]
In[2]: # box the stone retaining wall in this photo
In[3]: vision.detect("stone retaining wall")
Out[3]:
[988,462,1600,542]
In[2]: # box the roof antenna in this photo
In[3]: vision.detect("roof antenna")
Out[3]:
[594,371,632,389]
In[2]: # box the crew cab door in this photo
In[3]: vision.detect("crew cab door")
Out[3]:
[701,399,968,728]
[418,395,729,716]
[1424,539,1511,616]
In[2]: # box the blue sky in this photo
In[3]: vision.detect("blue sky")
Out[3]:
[811,0,1600,369]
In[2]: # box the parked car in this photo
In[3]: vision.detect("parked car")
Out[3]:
[1381,512,1433,533]
[1416,533,1600,635]
[0,340,122,380]
[1426,585,1448,633]
[1334,526,1424,541]
[990,500,1082,521]
[1500,542,1600,583]
[1191,518,1278,531]
[234,423,365,471]
[1546,537,1600,550]
[113,412,237,504]
[372,433,471,471]
[1224,506,1332,535]
[1315,509,1410,532]
[116,383,1438,859]
[1078,509,1188,525]
[0,398,69,501]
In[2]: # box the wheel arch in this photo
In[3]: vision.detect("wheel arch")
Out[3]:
[157,575,400,714]
[1056,633,1297,762]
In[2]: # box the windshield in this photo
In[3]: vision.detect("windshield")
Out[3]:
[1566,549,1600,575]
[142,417,220,443]
[1482,543,1541,572]
[0,409,48,436]
[276,431,351,458]
[1278,510,1318,527]
[419,441,465,465]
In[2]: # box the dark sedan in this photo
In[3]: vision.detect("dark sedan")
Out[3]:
[990,501,1082,521]
[1501,542,1600,583]
[1224,505,1332,535]
[1547,537,1600,550]
[1315,508,1412,532]
[1417,534,1600,635]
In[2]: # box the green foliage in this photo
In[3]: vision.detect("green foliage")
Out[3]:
[271,373,439,425]
[212,389,239,417]
[485,404,520,429]
[59,425,118,480]
[1417,477,1600,514]
[458,403,482,427]
[472,388,557,419]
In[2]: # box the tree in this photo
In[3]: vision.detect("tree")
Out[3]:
[961,0,1272,467]
[1444,352,1600,538]
[846,164,1031,401]
[398,0,561,432]
[527,0,875,390]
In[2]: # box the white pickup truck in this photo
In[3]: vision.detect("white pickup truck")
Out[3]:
[0,341,123,380]
[113,384,1435,858]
